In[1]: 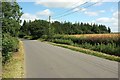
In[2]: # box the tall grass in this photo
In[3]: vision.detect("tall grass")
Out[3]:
[49,34,120,57]
[2,34,19,64]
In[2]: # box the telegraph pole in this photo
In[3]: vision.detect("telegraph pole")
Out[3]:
[49,16,51,24]
[48,16,51,38]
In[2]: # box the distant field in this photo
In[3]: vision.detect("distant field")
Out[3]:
[67,33,119,38]
[49,33,120,57]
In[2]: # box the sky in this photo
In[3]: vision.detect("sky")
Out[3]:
[18,0,119,32]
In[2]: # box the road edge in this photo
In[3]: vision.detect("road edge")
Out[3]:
[46,41,120,62]
[2,40,25,78]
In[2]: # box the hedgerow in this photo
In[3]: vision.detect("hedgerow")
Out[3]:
[49,34,120,57]
[2,33,19,64]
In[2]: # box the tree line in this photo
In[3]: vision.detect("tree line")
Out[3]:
[2,2,22,63]
[1,1,112,63]
[20,20,111,39]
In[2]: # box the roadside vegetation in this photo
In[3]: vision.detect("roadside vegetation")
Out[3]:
[19,20,111,39]
[2,1,22,64]
[41,33,120,62]
[2,41,24,78]
[49,34,120,57]
[2,0,119,78]
[50,43,120,62]
[0,28,2,78]
[2,34,19,64]
[2,1,23,78]
[20,19,120,62]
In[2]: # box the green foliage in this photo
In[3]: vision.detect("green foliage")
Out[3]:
[51,35,119,45]
[20,20,51,39]
[0,28,2,48]
[2,2,23,37]
[24,35,33,40]
[108,27,111,33]
[2,34,19,63]
[79,43,120,56]
[51,39,74,45]
[52,43,120,62]
[49,35,120,57]
[18,32,26,38]
[47,25,55,39]
[20,20,110,39]
[41,35,48,40]
[52,21,110,34]
[2,1,22,64]
[79,42,94,50]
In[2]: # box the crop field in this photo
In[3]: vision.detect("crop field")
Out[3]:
[49,33,120,57]
[68,33,119,38]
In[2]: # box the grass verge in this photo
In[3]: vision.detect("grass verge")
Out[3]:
[0,52,1,78]
[48,42,120,62]
[2,40,25,78]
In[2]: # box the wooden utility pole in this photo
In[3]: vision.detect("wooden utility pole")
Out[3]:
[49,16,51,23]
[48,16,51,37]
[48,16,51,28]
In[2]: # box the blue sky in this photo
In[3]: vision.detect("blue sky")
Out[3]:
[18,0,119,32]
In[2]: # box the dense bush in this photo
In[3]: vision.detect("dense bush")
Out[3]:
[79,43,120,56]
[2,2,22,64]
[51,34,119,45]
[0,31,2,49]
[23,35,33,40]
[18,32,26,38]
[50,34,120,57]
[52,39,74,45]
[2,33,19,63]
[21,20,111,37]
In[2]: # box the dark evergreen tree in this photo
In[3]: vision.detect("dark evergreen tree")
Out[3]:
[108,27,111,33]
[20,20,111,39]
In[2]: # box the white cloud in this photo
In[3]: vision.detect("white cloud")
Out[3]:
[90,0,119,2]
[84,11,98,16]
[35,0,72,8]
[90,0,100,2]
[21,9,53,22]
[113,11,118,18]
[96,11,118,23]
[96,11,118,32]
[73,8,80,12]
[35,0,87,8]
[48,19,61,23]
[84,9,105,16]
[21,13,39,22]
[93,2,103,6]
[16,0,119,2]
[96,17,113,23]
[37,9,53,16]
[99,10,105,13]
[73,8,86,12]
[100,0,119,2]
[33,0,119,10]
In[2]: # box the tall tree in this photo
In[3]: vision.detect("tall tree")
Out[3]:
[2,2,23,37]
[108,27,111,33]
[2,1,23,63]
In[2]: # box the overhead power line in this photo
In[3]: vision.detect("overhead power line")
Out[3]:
[60,2,88,15]
[53,1,89,18]
[52,1,101,19]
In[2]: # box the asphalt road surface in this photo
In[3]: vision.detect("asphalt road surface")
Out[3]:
[23,40,118,78]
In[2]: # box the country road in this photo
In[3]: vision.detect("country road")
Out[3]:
[23,40,118,78]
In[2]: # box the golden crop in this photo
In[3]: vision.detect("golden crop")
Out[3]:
[68,33,120,39]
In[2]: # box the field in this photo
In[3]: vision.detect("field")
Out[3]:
[46,33,120,57]
[68,33,119,38]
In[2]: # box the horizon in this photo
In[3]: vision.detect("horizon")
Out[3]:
[18,0,119,32]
